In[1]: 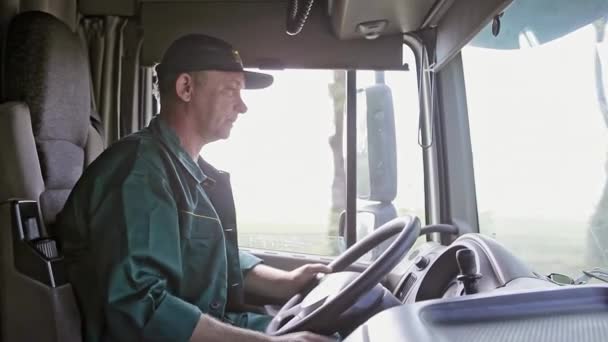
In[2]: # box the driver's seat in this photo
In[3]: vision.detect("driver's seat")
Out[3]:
[0,11,103,341]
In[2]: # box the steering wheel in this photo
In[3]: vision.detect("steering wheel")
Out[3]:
[266,215,421,335]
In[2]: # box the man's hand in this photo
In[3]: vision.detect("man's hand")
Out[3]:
[271,331,337,342]
[190,315,336,342]
[244,263,332,301]
[287,264,333,295]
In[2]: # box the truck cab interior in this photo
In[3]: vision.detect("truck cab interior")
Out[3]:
[1,0,608,341]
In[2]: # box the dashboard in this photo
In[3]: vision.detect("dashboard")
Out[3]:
[388,233,555,303]
[343,233,608,342]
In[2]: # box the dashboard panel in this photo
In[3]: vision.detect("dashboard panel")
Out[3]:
[344,233,608,342]
[345,284,608,342]
[390,234,551,303]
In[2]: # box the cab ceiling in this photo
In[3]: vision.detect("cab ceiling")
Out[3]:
[79,0,440,69]
[77,0,513,70]
[141,1,406,69]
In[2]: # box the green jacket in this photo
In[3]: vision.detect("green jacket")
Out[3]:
[56,116,270,342]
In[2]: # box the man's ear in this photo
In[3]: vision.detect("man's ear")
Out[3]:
[175,73,193,103]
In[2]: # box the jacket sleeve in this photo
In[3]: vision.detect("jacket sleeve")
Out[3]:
[238,251,263,278]
[104,159,201,342]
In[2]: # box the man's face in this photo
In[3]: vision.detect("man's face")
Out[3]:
[189,70,248,142]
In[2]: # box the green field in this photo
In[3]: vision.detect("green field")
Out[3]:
[480,216,596,277]
[239,223,343,256]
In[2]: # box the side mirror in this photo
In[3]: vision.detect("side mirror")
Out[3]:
[357,84,397,202]
[337,205,398,260]
[338,210,346,240]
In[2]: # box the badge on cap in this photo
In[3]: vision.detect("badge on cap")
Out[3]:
[232,50,243,66]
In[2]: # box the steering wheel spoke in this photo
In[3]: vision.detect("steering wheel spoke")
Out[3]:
[277,308,306,332]
[277,302,302,321]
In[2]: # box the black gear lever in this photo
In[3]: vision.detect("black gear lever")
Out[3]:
[456,248,482,295]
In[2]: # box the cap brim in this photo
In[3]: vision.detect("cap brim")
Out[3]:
[244,71,274,89]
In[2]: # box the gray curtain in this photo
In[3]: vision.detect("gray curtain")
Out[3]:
[79,16,150,144]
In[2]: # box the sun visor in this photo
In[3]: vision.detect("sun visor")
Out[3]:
[141,2,405,70]
[470,0,608,49]
[433,0,514,71]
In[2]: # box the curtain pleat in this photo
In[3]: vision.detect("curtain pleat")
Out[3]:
[139,67,155,127]
[120,21,144,137]
[80,16,145,144]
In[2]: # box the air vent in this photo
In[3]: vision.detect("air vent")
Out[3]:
[396,273,417,301]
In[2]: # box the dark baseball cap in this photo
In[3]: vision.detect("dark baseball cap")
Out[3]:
[156,34,273,89]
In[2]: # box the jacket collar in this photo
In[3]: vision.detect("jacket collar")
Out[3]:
[198,156,231,189]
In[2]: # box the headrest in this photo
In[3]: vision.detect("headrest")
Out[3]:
[4,11,90,147]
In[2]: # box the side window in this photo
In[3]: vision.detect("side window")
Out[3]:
[203,53,423,256]
[204,70,339,255]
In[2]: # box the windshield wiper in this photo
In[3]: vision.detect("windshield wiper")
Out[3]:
[574,268,608,284]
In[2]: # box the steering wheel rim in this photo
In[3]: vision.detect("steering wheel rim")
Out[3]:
[266,215,421,335]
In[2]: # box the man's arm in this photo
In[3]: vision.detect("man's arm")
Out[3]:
[190,315,335,342]
[243,263,332,301]
[101,163,333,342]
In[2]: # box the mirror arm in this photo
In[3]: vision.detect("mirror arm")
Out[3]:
[345,70,358,247]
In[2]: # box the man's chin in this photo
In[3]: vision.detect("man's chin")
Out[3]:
[218,130,232,140]
[205,131,230,144]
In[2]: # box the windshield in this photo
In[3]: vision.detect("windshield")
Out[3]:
[462,1,608,276]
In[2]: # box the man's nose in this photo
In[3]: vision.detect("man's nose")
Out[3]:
[237,96,248,114]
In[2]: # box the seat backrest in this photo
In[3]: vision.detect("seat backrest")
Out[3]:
[2,10,99,224]
[0,11,102,342]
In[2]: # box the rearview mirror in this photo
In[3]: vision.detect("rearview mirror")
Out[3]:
[356,84,397,202]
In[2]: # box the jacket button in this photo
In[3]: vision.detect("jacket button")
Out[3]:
[210,301,221,310]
